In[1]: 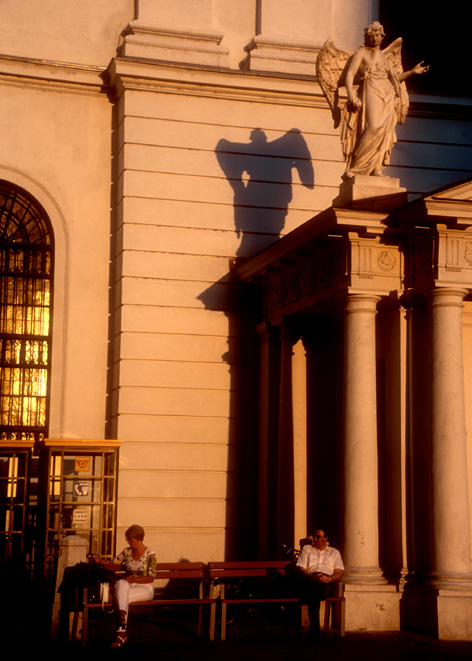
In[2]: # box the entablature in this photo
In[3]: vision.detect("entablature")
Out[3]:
[235,178,472,323]
[234,207,401,324]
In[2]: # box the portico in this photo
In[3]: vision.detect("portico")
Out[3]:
[234,179,472,639]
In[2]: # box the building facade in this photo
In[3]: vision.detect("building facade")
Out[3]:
[1,0,472,639]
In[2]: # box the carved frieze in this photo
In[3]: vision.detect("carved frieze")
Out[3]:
[262,239,347,320]
[405,225,472,292]
[348,233,402,292]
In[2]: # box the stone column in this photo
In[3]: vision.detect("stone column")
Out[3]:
[343,294,384,583]
[255,323,281,558]
[277,324,295,547]
[291,336,308,547]
[429,287,472,585]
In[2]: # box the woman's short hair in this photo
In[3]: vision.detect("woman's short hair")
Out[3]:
[125,524,145,541]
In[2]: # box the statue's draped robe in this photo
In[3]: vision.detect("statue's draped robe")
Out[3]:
[341,57,398,177]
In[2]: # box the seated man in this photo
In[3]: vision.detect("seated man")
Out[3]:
[287,529,344,636]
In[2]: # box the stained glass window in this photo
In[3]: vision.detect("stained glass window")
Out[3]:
[0,182,53,445]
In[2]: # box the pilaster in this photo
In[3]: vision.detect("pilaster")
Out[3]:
[245,0,322,75]
[118,0,229,68]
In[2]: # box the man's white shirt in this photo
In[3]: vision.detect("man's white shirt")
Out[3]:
[296,544,344,576]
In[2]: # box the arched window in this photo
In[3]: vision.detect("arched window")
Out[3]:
[0,182,53,446]
[0,182,53,567]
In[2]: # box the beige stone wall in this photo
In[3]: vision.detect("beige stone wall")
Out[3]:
[0,73,113,439]
[111,79,339,559]
[1,0,134,66]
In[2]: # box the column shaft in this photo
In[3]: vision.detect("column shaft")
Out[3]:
[343,294,383,583]
[430,288,472,581]
[277,326,295,547]
[292,337,308,547]
[256,323,280,558]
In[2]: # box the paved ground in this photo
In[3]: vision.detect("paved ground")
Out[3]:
[15,604,472,659]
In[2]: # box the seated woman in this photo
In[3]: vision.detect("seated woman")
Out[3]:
[96,524,157,648]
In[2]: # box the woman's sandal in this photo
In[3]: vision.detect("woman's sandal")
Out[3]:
[111,630,127,648]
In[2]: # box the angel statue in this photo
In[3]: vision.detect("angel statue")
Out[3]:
[316,22,429,179]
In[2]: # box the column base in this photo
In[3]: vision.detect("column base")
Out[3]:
[245,35,320,75]
[344,584,400,631]
[342,567,386,585]
[403,585,472,640]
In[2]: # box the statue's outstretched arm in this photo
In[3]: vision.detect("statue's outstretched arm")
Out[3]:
[398,61,429,82]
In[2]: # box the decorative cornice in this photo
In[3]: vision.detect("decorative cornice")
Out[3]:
[104,56,327,107]
[1,50,470,125]
[0,54,105,94]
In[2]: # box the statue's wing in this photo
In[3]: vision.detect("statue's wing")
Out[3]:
[383,37,409,124]
[316,39,353,128]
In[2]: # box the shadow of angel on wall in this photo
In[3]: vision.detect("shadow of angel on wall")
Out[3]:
[216,128,314,257]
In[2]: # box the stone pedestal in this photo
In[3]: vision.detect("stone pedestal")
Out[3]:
[333,175,408,211]
[403,586,472,640]
[344,584,401,631]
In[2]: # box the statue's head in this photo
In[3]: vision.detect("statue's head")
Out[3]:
[364,21,385,47]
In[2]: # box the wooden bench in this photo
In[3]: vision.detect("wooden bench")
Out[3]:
[80,562,217,646]
[208,561,345,640]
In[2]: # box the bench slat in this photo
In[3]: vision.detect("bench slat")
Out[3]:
[85,598,216,609]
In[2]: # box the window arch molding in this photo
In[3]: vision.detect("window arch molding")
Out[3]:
[0,168,69,438]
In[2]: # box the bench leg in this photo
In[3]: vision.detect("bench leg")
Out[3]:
[71,610,82,641]
[81,607,89,647]
[221,602,227,641]
[197,604,203,636]
[300,604,309,632]
[323,601,331,632]
[209,602,216,641]
[340,600,346,637]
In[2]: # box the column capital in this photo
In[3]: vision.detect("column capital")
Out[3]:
[429,287,469,307]
[343,293,381,313]
[255,321,280,341]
